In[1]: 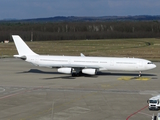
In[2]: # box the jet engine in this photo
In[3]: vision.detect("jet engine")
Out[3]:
[82,68,97,75]
[57,68,71,74]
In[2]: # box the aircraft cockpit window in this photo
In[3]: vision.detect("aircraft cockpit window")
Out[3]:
[149,100,157,103]
[147,62,153,64]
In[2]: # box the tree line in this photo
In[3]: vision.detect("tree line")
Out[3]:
[0,21,160,41]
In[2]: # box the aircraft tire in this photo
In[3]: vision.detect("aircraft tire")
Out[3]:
[72,73,75,77]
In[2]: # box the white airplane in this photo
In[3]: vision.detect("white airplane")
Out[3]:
[12,35,156,77]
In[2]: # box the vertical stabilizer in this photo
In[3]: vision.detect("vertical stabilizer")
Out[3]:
[12,35,37,55]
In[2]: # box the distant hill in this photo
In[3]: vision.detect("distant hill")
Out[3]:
[1,15,160,22]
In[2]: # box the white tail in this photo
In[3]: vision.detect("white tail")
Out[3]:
[12,35,38,56]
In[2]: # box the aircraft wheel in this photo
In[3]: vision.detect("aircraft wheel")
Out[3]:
[139,74,142,77]
[78,71,82,76]
[72,73,76,77]
[139,71,142,77]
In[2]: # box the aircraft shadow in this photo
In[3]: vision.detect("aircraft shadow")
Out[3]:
[17,69,156,79]
[43,74,98,80]
[17,69,59,74]
[97,72,156,77]
[17,69,76,79]
[43,76,76,80]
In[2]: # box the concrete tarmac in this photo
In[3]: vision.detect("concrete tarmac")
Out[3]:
[0,58,159,120]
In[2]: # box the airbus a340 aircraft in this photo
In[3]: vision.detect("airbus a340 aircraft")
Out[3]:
[12,35,156,77]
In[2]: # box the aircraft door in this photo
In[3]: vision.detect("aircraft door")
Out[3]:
[68,59,71,64]
[110,60,114,66]
[34,56,39,66]
[35,56,39,63]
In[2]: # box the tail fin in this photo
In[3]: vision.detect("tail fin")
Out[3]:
[12,35,38,56]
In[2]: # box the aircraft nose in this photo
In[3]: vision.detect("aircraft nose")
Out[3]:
[146,63,156,70]
[153,64,156,69]
[150,64,156,69]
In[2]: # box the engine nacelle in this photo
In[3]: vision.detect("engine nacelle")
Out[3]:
[82,68,97,75]
[57,68,71,74]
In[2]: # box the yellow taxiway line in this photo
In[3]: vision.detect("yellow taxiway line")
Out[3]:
[118,76,150,81]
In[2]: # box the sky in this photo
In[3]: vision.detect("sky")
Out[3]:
[0,0,160,20]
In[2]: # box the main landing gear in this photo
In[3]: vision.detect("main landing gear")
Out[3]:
[71,71,82,77]
[71,68,82,77]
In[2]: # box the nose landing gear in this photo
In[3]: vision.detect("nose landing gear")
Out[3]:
[139,71,142,77]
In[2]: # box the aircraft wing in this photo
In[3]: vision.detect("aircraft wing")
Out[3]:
[51,64,108,71]
[51,64,100,69]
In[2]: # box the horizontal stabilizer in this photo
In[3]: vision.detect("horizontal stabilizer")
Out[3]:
[13,55,26,60]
